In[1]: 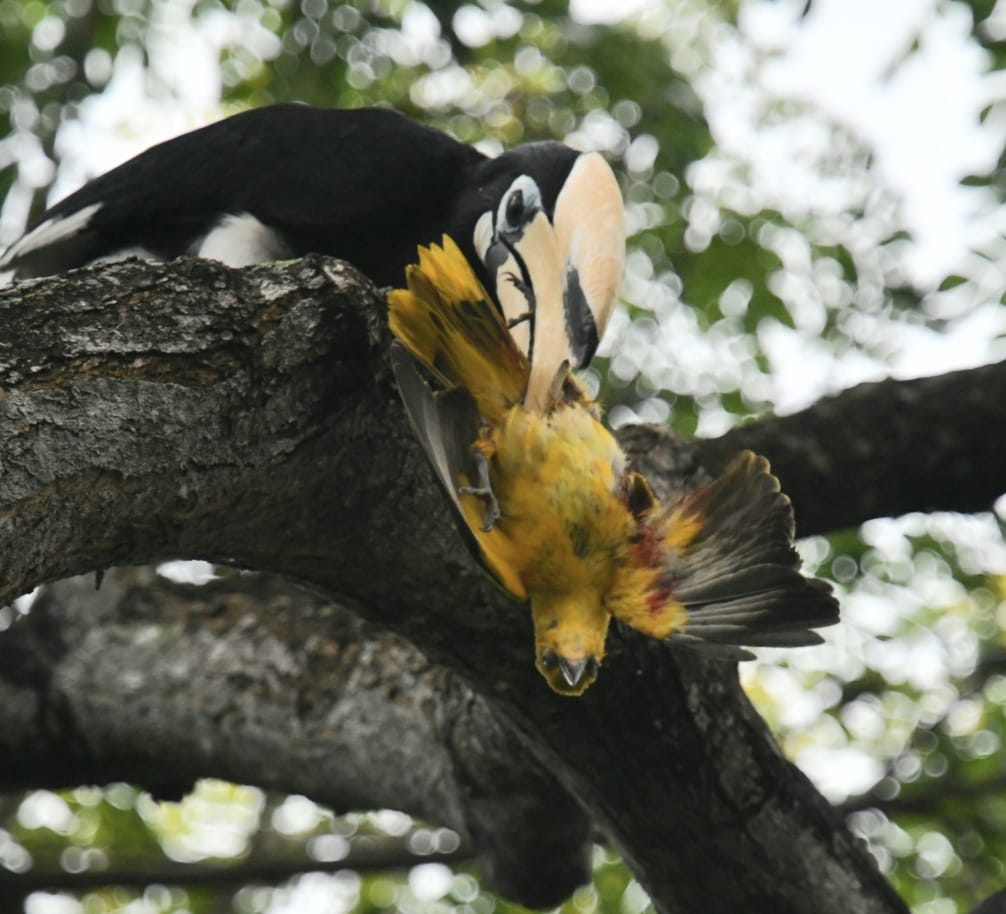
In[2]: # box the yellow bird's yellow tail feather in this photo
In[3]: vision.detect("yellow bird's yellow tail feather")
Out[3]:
[388,236,529,423]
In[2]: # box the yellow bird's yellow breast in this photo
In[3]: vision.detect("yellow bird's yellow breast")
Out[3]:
[463,404,636,600]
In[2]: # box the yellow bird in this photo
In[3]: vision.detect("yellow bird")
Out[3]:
[388,236,838,696]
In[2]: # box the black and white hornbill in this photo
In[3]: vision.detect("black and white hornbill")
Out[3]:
[0,104,625,372]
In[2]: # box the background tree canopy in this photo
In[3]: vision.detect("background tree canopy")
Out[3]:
[1,1,1005,913]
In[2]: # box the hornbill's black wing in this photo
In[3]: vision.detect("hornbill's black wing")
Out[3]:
[0,105,484,286]
[1,103,626,372]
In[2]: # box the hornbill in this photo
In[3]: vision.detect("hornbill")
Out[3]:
[0,104,625,373]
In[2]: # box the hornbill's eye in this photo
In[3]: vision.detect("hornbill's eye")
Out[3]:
[540,649,559,671]
[505,190,525,230]
[497,175,541,236]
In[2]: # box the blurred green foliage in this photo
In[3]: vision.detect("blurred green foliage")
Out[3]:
[2,0,1006,912]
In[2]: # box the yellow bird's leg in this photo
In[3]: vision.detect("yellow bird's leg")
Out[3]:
[503,272,533,332]
[458,434,500,532]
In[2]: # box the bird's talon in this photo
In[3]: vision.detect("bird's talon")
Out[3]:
[458,448,500,530]
[458,483,500,530]
[505,272,536,310]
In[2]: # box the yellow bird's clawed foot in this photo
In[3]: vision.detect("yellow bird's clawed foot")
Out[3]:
[458,448,500,531]
[504,272,535,315]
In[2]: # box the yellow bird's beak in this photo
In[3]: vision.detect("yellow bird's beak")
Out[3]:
[532,590,610,697]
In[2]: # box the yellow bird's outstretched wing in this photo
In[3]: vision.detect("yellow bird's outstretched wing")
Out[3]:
[388,236,529,424]
[390,342,528,599]
[609,451,839,656]
[388,236,543,599]
[388,233,599,602]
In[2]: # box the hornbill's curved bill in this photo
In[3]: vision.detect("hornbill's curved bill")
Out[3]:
[0,104,625,371]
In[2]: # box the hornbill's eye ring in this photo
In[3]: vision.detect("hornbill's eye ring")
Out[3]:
[497,175,541,236]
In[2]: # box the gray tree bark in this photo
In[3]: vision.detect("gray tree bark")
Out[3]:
[0,568,589,907]
[4,254,996,913]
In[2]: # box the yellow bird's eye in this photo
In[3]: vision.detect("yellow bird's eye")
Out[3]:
[539,649,559,671]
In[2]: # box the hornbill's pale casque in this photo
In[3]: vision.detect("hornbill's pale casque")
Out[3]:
[0,104,625,374]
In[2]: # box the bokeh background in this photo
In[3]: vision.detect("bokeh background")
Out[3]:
[2,0,1006,912]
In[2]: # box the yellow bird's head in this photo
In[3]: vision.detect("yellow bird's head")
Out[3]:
[531,589,611,696]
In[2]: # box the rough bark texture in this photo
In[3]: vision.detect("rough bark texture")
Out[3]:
[0,569,589,907]
[692,361,1006,535]
[615,364,1006,541]
[2,255,996,913]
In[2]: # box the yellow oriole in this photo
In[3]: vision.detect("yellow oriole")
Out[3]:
[388,236,838,696]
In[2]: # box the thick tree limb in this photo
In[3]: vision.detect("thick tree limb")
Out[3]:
[694,361,1006,535]
[2,255,986,912]
[0,804,474,907]
[0,569,587,907]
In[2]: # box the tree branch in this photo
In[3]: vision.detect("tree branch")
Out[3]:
[0,256,968,913]
[0,568,589,908]
[0,832,473,905]
[693,361,1006,535]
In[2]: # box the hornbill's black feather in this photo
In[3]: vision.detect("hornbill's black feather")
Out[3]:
[1,104,623,371]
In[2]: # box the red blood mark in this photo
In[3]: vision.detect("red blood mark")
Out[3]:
[646,587,670,614]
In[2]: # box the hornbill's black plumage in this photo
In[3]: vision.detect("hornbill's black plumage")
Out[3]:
[0,104,625,371]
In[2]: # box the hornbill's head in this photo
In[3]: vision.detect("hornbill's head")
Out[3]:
[455,142,625,374]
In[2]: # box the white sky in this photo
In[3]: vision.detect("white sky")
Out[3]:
[694,0,1006,413]
[744,0,1005,287]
